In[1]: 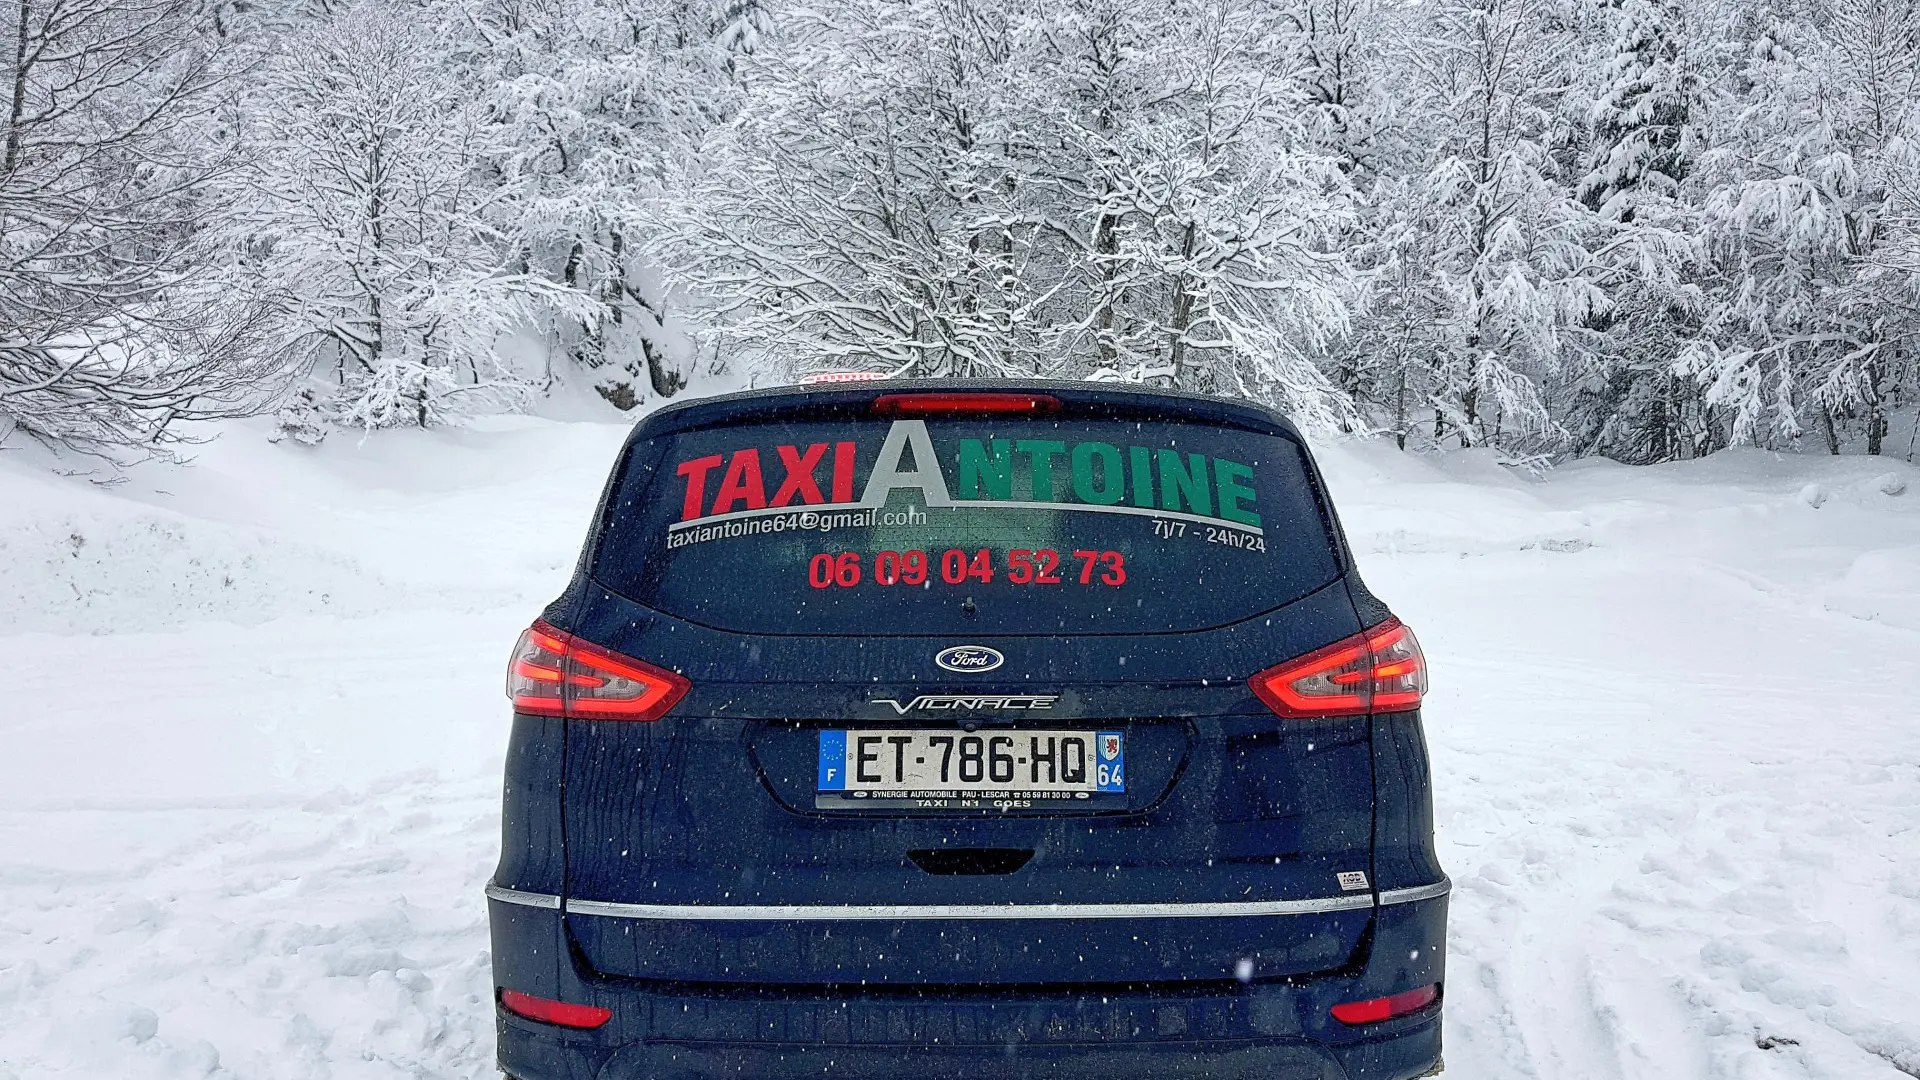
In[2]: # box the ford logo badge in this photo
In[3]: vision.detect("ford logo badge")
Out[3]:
[935,645,1004,673]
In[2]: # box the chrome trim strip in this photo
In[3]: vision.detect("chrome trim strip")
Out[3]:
[1377,879,1452,907]
[486,886,1406,920]
[562,895,1374,921]
[485,884,563,910]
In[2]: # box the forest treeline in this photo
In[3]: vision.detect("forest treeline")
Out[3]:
[2,0,1917,460]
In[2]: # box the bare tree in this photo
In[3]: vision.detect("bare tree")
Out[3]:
[0,0,275,457]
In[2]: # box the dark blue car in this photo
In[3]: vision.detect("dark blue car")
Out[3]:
[489,380,1448,1080]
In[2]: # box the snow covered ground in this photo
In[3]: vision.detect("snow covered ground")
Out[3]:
[1,418,1916,1080]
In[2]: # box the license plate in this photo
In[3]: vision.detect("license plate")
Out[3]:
[817,729,1124,809]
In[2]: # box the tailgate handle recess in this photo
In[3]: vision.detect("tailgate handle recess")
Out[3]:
[908,848,1035,875]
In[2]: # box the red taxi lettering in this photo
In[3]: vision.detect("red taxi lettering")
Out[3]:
[831,442,856,502]
[676,454,725,521]
[713,450,768,514]
[772,444,830,506]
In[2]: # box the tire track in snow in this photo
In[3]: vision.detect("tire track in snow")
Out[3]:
[0,774,503,1080]
[0,612,519,1080]
[1378,551,1920,1080]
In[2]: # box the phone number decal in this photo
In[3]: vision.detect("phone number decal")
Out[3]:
[806,548,1126,589]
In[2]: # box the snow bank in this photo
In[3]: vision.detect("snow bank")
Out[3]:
[1821,546,1920,631]
[0,416,628,635]
[0,416,631,1080]
[0,489,410,634]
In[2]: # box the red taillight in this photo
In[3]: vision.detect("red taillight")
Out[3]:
[506,621,691,721]
[872,392,1061,416]
[498,989,612,1029]
[1248,617,1428,719]
[1330,984,1439,1025]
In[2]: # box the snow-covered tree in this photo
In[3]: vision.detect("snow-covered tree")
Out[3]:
[213,1,589,428]
[1580,0,1694,220]
[1283,0,1397,180]
[473,0,741,410]
[653,0,1022,378]
[1564,0,1719,463]
[656,0,1362,428]
[1687,0,1920,453]
[1,0,276,456]
[1364,0,1605,450]
[21,0,1920,461]
[1024,0,1360,423]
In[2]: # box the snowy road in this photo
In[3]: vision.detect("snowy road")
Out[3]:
[2,422,1917,1079]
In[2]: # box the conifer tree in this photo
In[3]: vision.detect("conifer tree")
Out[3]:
[1570,0,1717,462]
[1686,0,1920,453]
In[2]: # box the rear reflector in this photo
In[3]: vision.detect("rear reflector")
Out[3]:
[506,621,691,721]
[1249,617,1428,719]
[873,392,1061,416]
[498,989,613,1029]
[1330,984,1439,1025]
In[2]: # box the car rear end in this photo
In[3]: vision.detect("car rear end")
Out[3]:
[487,381,1449,1080]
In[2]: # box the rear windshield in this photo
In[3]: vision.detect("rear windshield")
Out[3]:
[593,415,1341,635]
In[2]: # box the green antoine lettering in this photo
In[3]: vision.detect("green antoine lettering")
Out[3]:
[957,439,1013,499]
[1157,451,1212,516]
[1016,440,1068,500]
[943,432,1261,528]
[1070,443,1125,505]
[1213,459,1261,526]
[1128,446,1154,507]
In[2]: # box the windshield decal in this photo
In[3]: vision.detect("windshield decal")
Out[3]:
[668,420,1265,535]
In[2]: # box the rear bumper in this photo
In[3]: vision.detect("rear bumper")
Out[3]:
[488,887,1447,1080]
[503,1026,1438,1080]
